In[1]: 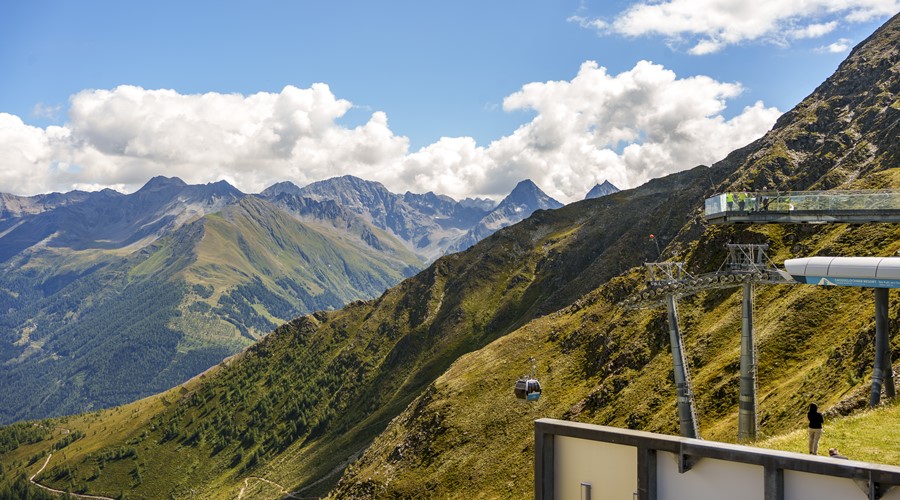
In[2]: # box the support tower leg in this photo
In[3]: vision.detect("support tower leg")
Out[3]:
[870,288,892,407]
[666,294,699,439]
[739,282,757,442]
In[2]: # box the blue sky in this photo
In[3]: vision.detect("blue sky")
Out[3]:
[1,1,896,201]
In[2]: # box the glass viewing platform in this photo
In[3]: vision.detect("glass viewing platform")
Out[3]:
[704,190,900,224]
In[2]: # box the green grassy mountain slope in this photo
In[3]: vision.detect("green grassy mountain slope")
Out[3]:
[0,195,421,425]
[758,400,900,462]
[332,15,900,497]
[0,158,728,498]
[0,12,897,500]
[165,195,422,339]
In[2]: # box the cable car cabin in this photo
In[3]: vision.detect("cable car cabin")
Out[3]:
[514,378,542,401]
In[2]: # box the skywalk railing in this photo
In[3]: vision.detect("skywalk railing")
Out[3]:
[705,190,900,224]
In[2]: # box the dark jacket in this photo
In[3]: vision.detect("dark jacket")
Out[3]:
[808,410,824,429]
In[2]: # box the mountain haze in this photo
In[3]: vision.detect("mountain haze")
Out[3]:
[285,175,563,260]
[0,179,422,423]
[0,174,568,424]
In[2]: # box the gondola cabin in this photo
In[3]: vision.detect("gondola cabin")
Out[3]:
[514,377,542,401]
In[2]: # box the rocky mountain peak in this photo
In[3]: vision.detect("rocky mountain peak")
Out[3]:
[718,11,899,194]
[450,180,562,252]
[260,181,303,198]
[139,175,188,192]
[459,197,496,211]
[498,179,562,211]
[585,180,620,200]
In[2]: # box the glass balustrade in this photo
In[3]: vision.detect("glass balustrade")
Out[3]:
[705,190,900,222]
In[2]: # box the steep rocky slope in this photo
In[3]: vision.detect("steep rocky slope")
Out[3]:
[450,179,564,252]
[1,12,897,500]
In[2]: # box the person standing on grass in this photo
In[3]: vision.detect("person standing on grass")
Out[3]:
[808,403,824,454]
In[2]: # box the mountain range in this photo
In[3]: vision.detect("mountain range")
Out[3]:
[259,174,571,259]
[0,174,617,424]
[2,12,896,500]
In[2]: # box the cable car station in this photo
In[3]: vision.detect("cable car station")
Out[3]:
[537,190,900,500]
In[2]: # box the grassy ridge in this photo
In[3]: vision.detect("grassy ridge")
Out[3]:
[333,15,900,496]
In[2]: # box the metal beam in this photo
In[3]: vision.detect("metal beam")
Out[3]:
[707,210,900,225]
[666,294,699,439]
[534,427,554,500]
[739,282,757,442]
[535,419,900,500]
[764,466,784,500]
[870,288,890,407]
[636,447,657,500]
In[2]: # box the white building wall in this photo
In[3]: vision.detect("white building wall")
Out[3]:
[656,451,763,500]
[784,469,870,500]
[554,436,637,499]
[551,435,900,500]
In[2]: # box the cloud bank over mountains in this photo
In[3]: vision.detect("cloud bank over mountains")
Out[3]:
[570,0,899,55]
[0,60,780,202]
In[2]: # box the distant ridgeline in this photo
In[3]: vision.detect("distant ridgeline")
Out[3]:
[0,175,619,424]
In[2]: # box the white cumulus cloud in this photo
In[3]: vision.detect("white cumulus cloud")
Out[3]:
[1,84,410,197]
[572,0,898,54]
[0,62,780,203]
[474,60,780,200]
[818,37,854,52]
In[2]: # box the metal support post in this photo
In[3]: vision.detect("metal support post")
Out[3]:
[666,294,698,439]
[883,291,895,400]
[739,282,757,442]
[885,342,896,400]
[870,288,890,407]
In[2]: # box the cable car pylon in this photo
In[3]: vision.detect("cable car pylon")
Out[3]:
[619,244,792,442]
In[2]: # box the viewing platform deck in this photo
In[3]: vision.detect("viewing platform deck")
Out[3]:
[704,190,900,224]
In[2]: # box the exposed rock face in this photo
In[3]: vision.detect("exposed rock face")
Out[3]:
[714,13,899,193]
[451,179,564,252]
[288,175,564,260]
[294,175,473,260]
[585,180,620,200]
[0,176,244,262]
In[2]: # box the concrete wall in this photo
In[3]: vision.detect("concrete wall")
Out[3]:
[554,436,637,499]
[535,419,900,500]
[657,451,762,500]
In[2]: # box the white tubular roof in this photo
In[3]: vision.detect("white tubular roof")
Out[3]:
[784,256,900,279]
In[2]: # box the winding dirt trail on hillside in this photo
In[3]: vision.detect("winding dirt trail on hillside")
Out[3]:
[292,445,367,497]
[237,476,286,499]
[29,453,116,500]
[237,475,323,499]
